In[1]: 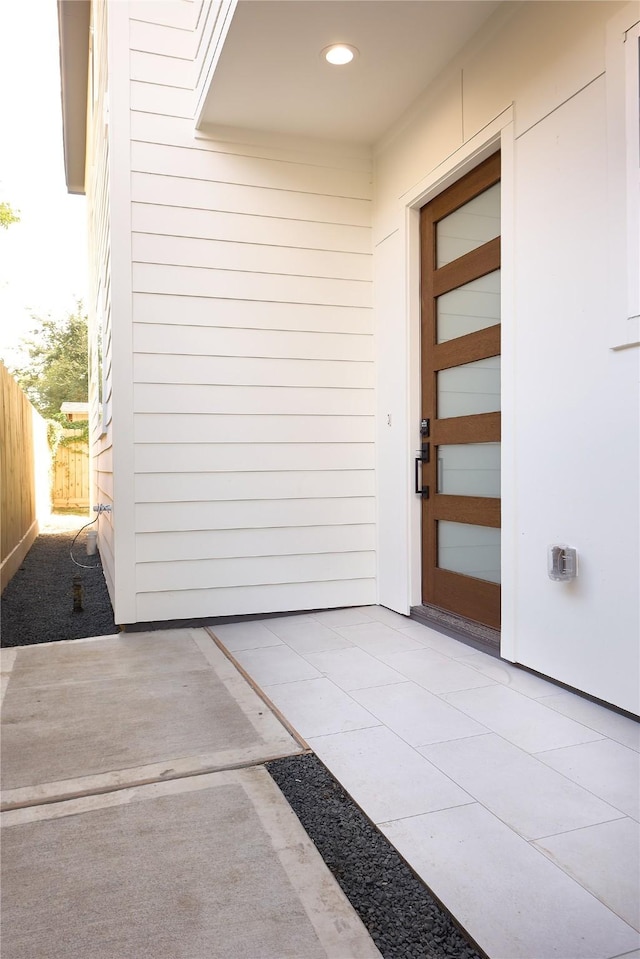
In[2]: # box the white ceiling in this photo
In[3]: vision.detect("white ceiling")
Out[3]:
[198,0,502,145]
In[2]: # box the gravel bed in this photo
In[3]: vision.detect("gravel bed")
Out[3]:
[268,754,485,959]
[1,529,117,646]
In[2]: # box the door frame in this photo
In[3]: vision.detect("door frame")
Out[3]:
[401,107,517,660]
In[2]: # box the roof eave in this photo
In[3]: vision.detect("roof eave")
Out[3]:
[57,0,91,195]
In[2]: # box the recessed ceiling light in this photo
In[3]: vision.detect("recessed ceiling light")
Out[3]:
[322,44,358,66]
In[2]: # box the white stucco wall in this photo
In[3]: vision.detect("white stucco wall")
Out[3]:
[373,0,640,713]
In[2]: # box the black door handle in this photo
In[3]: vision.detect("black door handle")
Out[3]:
[414,447,429,499]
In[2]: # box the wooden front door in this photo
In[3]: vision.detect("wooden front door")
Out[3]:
[418,153,501,629]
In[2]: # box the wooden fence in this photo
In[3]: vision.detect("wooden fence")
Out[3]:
[53,435,90,509]
[0,363,50,592]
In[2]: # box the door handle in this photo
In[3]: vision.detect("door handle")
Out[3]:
[414,446,430,499]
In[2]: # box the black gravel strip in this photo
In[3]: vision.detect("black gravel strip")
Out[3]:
[268,754,485,959]
[1,531,117,646]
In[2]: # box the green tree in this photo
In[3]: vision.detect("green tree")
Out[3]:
[0,201,20,229]
[13,304,88,420]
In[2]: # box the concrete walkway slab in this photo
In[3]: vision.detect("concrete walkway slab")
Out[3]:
[1,630,302,808]
[2,768,381,959]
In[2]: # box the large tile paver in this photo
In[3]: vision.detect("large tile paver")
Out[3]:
[352,681,488,746]
[263,677,381,739]
[420,733,624,840]
[307,725,473,823]
[381,804,640,959]
[535,739,640,820]
[442,683,605,752]
[533,818,640,931]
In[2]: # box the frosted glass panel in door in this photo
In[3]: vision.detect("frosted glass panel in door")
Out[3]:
[437,443,500,497]
[438,521,501,583]
[436,183,501,268]
[438,356,500,419]
[437,271,501,344]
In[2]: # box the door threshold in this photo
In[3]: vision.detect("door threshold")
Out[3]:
[410,604,500,657]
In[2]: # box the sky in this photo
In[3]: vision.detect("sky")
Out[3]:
[0,0,88,369]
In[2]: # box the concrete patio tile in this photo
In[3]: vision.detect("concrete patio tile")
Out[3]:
[536,691,640,752]
[420,733,624,840]
[351,682,489,746]
[310,607,375,627]
[442,684,605,753]
[263,620,353,654]
[307,726,473,823]
[535,739,640,820]
[210,620,284,650]
[262,677,381,739]
[1,769,381,959]
[303,647,406,692]
[456,651,560,698]
[335,622,425,657]
[351,606,412,628]
[533,818,640,931]
[395,624,482,659]
[381,646,497,694]
[380,804,640,959]
[231,644,321,686]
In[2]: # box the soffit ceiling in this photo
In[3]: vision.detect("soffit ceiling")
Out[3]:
[198,0,502,145]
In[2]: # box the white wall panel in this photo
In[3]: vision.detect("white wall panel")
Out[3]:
[135,578,376,621]
[132,262,371,307]
[123,3,374,622]
[137,550,376,592]
[131,172,370,225]
[131,141,372,198]
[136,497,375,533]
[136,524,375,562]
[133,413,374,444]
[133,383,374,416]
[131,232,371,281]
[133,323,372,361]
[133,354,374,389]
[130,82,194,120]
[134,470,374,503]
[132,293,372,334]
[131,204,371,254]
[135,442,375,474]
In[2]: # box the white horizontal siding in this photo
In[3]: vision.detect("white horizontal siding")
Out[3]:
[131,111,371,171]
[131,232,372,281]
[137,551,376,592]
[130,50,194,88]
[129,1,201,31]
[136,497,375,532]
[131,204,371,254]
[133,414,375,444]
[135,579,376,622]
[129,19,198,59]
[132,263,370,307]
[135,470,375,503]
[135,443,375,473]
[130,82,194,120]
[126,6,374,621]
[134,354,374,389]
[131,141,372,198]
[134,384,373,416]
[131,172,370,225]
[136,524,375,562]
[133,294,372,334]
[133,324,372,361]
